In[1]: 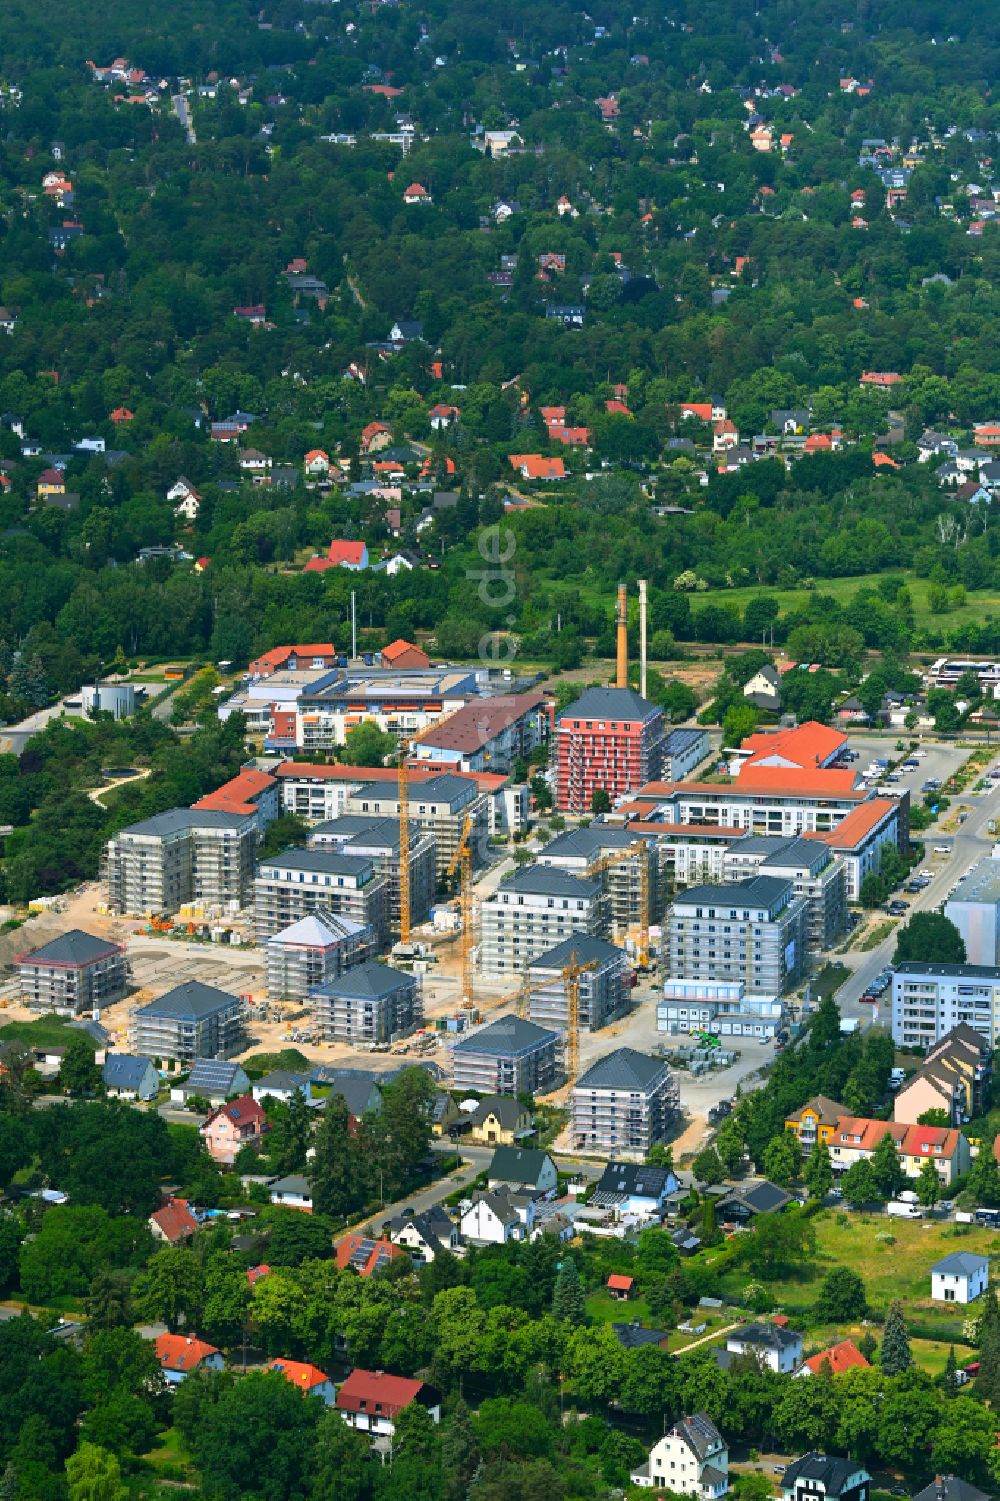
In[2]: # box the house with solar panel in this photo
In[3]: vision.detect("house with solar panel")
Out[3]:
[132,981,248,1068]
[169,1057,250,1105]
[265,910,373,1003]
[102,1053,159,1101]
[310,961,422,1045]
[16,929,129,1014]
[632,1412,729,1495]
[335,1231,409,1276]
[592,1161,679,1218]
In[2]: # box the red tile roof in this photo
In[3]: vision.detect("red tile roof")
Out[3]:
[509,454,567,479]
[739,721,847,773]
[381,638,429,666]
[193,768,277,817]
[737,765,860,794]
[247,1263,271,1286]
[156,1333,219,1372]
[799,1339,869,1376]
[810,796,898,850]
[607,1273,634,1291]
[207,1095,268,1130]
[268,1358,331,1390]
[326,540,366,566]
[336,1368,428,1418]
[335,1232,408,1276]
[149,1198,198,1243]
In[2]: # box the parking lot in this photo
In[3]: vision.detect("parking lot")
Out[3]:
[837,734,968,803]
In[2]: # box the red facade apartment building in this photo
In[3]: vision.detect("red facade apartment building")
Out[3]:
[555,686,664,813]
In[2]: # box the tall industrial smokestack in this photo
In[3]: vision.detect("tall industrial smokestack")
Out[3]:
[638,579,648,700]
[616,583,628,689]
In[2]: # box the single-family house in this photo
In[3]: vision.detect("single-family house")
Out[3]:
[402,183,432,204]
[794,1339,870,1378]
[149,1197,198,1244]
[781,1454,871,1501]
[718,1323,803,1373]
[102,1053,159,1101]
[155,1334,223,1385]
[360,422,393,454]
[931,1251,988,1304]
[168,477,201,520]
[429,403,460,430]
[268,1359,336,1404]
[384,1206,459,1265]
[304,449,330,479]
[715,1180,794,1225]
[251,1070,311,1105]
[469,1095,533,1146]
[461,1188,534,1243]
[305,539,369,572]
[171,1058,250,1107]
[200,1096,269,1165]
[269,1173,313,1212]
[336,1369,441,1439]
[911,1480,990,1501]
[486,1145,557,1194]
[335,1232,409,1277]
[607,1273,635,1300]
[591,1162,679,1217]
[632,1412,728,1495]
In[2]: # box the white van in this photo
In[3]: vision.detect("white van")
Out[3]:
[887,1200,922,1219]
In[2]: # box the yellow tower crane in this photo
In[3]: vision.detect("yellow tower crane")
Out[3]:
[446,812,475,1009]
[563,954,599,1087]
[589,840,653,970]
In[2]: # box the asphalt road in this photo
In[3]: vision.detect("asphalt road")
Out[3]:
[172,94,196,144]
[836,765,1000,1025]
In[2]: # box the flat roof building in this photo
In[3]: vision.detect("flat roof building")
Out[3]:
[945,854,1000,967]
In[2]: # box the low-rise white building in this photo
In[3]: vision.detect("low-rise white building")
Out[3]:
[632,1413,728,1496]
[931,1251,989,1304]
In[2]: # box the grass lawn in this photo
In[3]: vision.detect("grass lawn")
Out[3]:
[715,1211,998,1353]
[687,571,1000,633]
[586,1290,652,1325]
[139,1425,197,1486]
[0,1014,79,1049]
[811,964,850,1001]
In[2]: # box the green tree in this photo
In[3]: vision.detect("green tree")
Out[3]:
[722,703,758,747]
[65,1443,128,1501]
[814,1266,868,1323]
[340,722,397,767]
[692,1147,725,1186]
[871,1134,905,1201]
[183,1370,322,1500]
[131,1246,206,1332]
[441,1396,480,1501]
[762,1131,802,1188]
[894,912,966,965]
[309,1093,354,1218]
[590,788,611,815]
[266,1089,313,1174]
[841,1157,879,1209]
[880,1298,912,1376]
[308,1410,375,1501]
[84,1271,133,1332]
[60,1033,102,1097]
[915,1157,940,1208]
[804,1142,834,1201]
[551,1256,586,1325]
[715,1116,745,1177]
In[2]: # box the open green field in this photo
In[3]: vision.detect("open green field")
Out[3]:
[686,571,1000,633]
[586,1290,653,1326]
[0,1014,79,1049]
[711,1210,998,1364]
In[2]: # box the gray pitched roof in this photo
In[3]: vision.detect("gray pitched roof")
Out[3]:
[120,808,250,836]
[452,1015,557,1057]
[542,826,634,860]
[560,686,661,723]
[136,981,239,1021]
[674,875,792,908]
[313,960,414,1001]
[471,1095,527,1129]
[593,1162,676,1203]
[102,1054,154,1091]
[782,1454,866,1498]
[187,1058,246,1092]
[576,1047,668,1093]
[731,1321,801,1350]
[530,934,623,971]
[932,1251,988,1275]
[20,928,120,967]
[257,847,375,877]
[488,1145,553,1184]
[254,1070,308,1093]
[612,1321,668,1349]
[674,1413,724,1460]
[911,1480,990,1501]
[497,866,600,899]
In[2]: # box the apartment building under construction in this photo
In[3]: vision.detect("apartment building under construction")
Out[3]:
[103,808,258,917]
[308,817,436,937]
